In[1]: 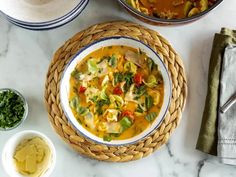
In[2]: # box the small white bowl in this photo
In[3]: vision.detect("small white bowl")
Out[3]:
[2,130,56,177]
[60,36,172,146]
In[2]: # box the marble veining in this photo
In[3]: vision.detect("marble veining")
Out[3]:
[0,21,11,57]
[1,0,236,176]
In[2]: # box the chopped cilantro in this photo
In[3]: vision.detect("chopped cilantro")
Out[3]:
[0,90,25,129]
[108,54,117,68]
[134,85,146,98]
[136,104,144,113]
[95,99,110,115]
[145,95,153,110]
[145,112,158,122]
[123,72,133,93]
[113,72,123,85]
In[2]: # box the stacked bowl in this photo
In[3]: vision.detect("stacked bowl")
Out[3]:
[0,0,89,30]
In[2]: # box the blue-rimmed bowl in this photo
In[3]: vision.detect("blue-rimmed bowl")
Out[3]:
[60,36,172,146]
[117,0,223,25]
[0,0,88,30]
[5,0,89,31]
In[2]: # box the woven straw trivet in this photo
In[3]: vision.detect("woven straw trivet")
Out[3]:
[44,21,187,162]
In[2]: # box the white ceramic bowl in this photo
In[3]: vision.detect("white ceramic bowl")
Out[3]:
[60,36,172,146]
[0,0,84,24]
[2,130,56,177]
[5,0,89,31]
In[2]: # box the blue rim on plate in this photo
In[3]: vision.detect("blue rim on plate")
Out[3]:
[118,0,223,24]
[1,0,86,26]
[5,0,89,31]
[60,36,172,147]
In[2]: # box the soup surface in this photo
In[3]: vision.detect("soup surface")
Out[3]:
[69,45,164,141]
[126,0,217,19]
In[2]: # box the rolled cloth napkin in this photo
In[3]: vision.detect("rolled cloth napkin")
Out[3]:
[218,44,236,165]
[196,28,236,155]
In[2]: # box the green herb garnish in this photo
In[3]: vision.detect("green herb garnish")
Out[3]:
[90,95,98,103]
[145,95,153,110]
[136,104,144,113]
[100,88,109,101]
[147,57,157,71]
[95,99,110,115]
[110,133,121,137]
[69,96,80,109]
[123,72,133,92]
[103,135,112,142]
[0,90,25,129]
[113,72,123,85]
[76,106,89,116]
[120,116,132,131]
[103,133,121,142]
[71,69,82,81]
[108,54,117,68]
[145,112,158,122]
[134,85,146,98]
[113,72,133,92]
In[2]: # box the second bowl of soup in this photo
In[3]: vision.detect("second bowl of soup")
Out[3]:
[60,37,171,146]
[118,0,223,25]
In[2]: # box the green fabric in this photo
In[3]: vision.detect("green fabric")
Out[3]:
[196,28,236,155]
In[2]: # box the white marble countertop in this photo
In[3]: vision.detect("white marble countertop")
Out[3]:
[1,0,236,176]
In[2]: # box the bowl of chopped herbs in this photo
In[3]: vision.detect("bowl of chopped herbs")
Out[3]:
[0,88,28,130]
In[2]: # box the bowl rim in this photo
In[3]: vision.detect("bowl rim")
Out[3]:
[60,36,172,146]
[118,0,223,24]
[0,0,86,25]
[0,88,28,131]
[3,0,89,31]
[2,130,56,177]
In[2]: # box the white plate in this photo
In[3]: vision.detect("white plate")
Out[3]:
[60,36,172,146]
[5,0,88,30]
[0,0,83,24]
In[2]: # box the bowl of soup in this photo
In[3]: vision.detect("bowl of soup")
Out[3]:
[118,0,223,25]
[60,37,172,146]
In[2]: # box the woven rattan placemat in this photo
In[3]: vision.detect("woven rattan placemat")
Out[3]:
[44,21,187,162]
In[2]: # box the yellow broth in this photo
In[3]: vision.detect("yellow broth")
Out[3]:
[69,45,164,141]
